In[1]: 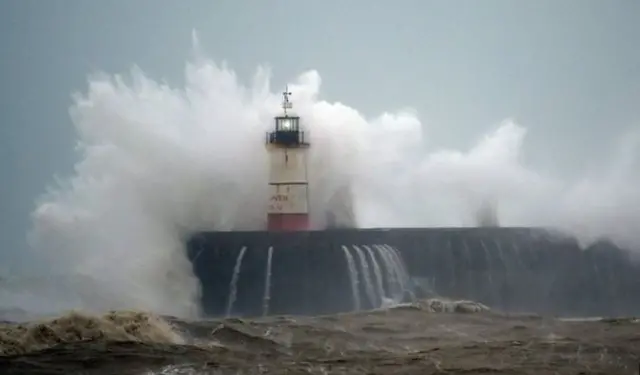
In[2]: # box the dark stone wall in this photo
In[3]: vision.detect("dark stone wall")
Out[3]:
[187,228,640,318]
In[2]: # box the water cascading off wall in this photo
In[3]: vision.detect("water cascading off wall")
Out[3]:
[188,228,640,318]
[215,242,412,317]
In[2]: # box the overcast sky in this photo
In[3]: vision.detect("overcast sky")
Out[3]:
[1,0,639,266]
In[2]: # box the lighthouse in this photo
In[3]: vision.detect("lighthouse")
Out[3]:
[265,87,310,231]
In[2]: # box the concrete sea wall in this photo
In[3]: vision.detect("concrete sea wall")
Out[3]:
[187,228,640,318]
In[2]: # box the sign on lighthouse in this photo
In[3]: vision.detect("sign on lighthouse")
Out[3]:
[265,87,310,231]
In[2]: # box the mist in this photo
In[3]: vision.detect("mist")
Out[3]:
[19,37,640,318]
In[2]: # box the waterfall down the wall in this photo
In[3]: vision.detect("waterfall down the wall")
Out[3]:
[189,228,640,318]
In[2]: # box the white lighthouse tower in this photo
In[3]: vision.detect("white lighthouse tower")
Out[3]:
[265,87,311,231]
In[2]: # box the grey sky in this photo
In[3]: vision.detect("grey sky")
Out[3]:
[1,0,639,267]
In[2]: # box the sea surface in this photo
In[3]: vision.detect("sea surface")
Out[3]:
[0,299,638,375]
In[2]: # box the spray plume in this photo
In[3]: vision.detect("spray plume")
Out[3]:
[16,34,640,318]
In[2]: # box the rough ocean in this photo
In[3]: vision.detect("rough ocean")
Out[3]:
[1,300,639,374]
[3,36,640,374]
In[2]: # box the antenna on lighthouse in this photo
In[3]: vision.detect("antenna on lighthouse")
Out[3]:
[282,86,292,116]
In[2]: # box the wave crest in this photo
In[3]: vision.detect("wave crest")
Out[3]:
[0,311,182,356]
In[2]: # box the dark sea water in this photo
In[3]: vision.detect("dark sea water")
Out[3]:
[0,299,638,375]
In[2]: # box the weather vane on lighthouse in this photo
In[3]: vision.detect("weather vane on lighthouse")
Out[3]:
[282,86,292,116]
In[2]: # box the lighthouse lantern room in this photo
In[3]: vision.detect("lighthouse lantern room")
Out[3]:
[265,87,310,231]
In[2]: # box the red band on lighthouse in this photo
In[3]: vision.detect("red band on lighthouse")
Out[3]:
[267,214,310,231]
